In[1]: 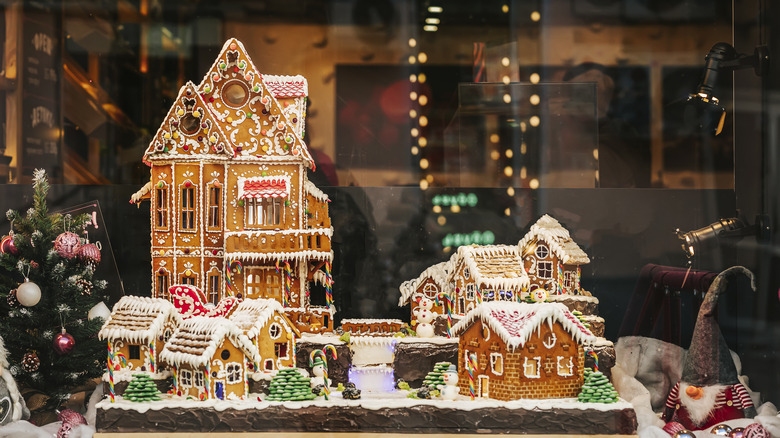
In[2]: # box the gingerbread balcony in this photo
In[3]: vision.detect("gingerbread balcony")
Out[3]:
[224,229,332,261]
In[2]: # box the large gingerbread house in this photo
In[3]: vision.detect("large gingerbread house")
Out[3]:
[134,38,334,332]
[99,296,182,375]
[159,316,258,400]
[228,298,300,371]
[518,215,589,295]
[451,301,597,401]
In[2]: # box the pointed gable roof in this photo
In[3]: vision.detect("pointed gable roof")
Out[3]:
[453,244,531,291]
[452,301,597,350]
[143,81,234,165]
[398,261,451,306]
[518,214,590,265]
[159,316,258,368]
[228,298,301,339]
[98,296,182,344]
[195,38,315,168]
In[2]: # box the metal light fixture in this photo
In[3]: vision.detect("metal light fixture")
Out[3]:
[687,42,769,136]
[676,216,770,258]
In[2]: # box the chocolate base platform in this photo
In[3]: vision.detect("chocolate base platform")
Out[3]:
[96,394,637,435]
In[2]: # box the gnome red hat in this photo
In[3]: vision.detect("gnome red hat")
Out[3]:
[662,266,757,430]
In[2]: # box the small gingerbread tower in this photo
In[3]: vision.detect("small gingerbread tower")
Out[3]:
[136,39,334,333]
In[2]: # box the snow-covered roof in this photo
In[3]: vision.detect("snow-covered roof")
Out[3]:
[159,316,258,368]
[263,75,308,98]
[454,245,531,291]
[99,296,181,343]
[451,302,597,350]
[228,298,300,339]
[304,180,329,203]
[398,261,451,306]
[224,250,333,263]
[518,215,590,265]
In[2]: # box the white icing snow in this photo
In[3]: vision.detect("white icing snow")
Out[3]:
[517,214,590,265]
[98,296,182,344]
[159,316,258,368]
[303,180,329,202]
[398,261,450,306]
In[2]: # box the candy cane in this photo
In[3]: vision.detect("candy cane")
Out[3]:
[324,261,334,307]
[172,365,179,395]
[586,350,599,372]
[309,346,337,400]
[476,289,483,304]
[324,344,337,361]
[436,292,453,338]
[557,263,564,295]
[225,260,243,296]
[204,363,210,399]
[284,261,293,306]
[106,343,115,402]
[148,341,156,373]
[114,352,128,368]
[467,353,477,400]
[577,266,582,294]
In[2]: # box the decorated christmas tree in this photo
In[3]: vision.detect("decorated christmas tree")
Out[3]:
[422,361,452,389]
[124,374,162,402]
[578,368,619,403]
[266,368,317,401]
[0,169,109,412]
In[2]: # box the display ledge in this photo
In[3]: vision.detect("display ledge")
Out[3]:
[94,434,638,438]
[95,394,638,435]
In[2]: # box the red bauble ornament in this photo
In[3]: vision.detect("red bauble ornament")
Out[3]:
[54,232,81,259]
[21,352,40,372]
[53,329,75,355]
[57,409,87,438]
[743,423,769,438]
[76,243,101,267]
[0,235,17,255]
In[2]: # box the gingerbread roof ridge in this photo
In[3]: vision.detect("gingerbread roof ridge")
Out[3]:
[143,81,234,164]
[518,214,590,265]
[195,38,315,169]
[398,261,451,306]
[451,301,596,350]
[98,296,181,343]
[159,316,258,368]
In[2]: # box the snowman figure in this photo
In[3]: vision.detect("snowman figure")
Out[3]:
[413,297,438,338]
[440,365,459,400]
[310,356,328,388]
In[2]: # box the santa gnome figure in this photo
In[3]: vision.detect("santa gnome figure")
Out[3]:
[662,266,758,430]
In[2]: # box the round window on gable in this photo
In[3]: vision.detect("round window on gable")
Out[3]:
[180,113,201,135]
[221,349,231,360]
[224,81,249,107]
[163,328,172,342]
[535,244,549,259]
[269,323,282,339]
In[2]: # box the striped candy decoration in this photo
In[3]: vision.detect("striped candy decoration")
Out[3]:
[436,292,453,338]
[557,263,564,295]
[324,261,334,307]
[106,343,115,402]
[586,350,599,372]
[467,353,477,400]
[225,260,243,296]
[148,341,156,373]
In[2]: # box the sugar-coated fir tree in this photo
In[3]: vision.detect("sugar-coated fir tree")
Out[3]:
[0,169,110,412]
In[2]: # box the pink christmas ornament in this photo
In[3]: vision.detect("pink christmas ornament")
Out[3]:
[57,409,87,438]
[742,423,769,438]
[54,232,81,259]
[0,235,17,255]
[53,329,75,355]
[76,242,101,267]
[663,422,686,436]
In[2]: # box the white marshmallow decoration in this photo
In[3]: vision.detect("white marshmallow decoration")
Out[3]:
[413,297,438,338]
[88,302,111,320]
[440,366,460,400]
[16,280,41,307]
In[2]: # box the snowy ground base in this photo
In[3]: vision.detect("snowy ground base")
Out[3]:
[95,390,637,434]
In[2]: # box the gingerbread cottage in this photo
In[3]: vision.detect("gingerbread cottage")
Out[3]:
[159,316,258,400]
[451,301,597,401]
[518,215,589,295]
[99,296,182,375]
[398,261,450,319]
[133,38,334,333]
[228,298,300,371]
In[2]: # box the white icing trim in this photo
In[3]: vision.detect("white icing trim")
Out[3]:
[99,296,182,343]
[518,215,590,265]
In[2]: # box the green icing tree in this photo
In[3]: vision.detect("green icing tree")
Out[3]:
[422,362,452,389]
[578,368,619,403]
[124,374,162,402]
[0,170,109,411]
[266,368,317,401]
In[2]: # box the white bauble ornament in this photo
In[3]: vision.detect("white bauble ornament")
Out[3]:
[88,302,111,320]
[16,280,41,307]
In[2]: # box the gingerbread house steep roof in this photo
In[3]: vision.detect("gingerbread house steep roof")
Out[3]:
[98,296,181,343]
[194,38,315,169]
[518,214,590,265]
[159,316,258,368]
[143,81,234,165]
[228,298,301,339]
[263,75,308,98]
[398,261,451,306]
[453,244,531,291]
[452,301,597,350]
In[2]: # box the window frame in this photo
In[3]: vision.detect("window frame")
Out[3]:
[155,184,169,230]
[207,184,221,230]
[538,261,554,279]
[523,356,542,379]
[180,369,193,387]
[245,196,284,228]
[225,362,243,384]
[180,183,196,232]
[490,352,503,375]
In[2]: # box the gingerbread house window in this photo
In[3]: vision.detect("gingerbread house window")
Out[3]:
[563,270,575,291]
[129,345,140,360]
[207,271,221,305]
[538,261,553,279]
[180,275,197,286]
[226,363,242,384]
[156,270,170,299]
[155,185,169,230]
[194,371,205,388]
[275,342,288,359]
[490,353,503,375]
[247,197,283,227]
[163,328,172,343]
[464,268,470,279]
[181,185,196,231]
[523,356,541,378]
[422,282,438,298]
[208,186,221,229]
[535,244,549,259]
[557,356,574,377]
[264,359,274,370]
[223,81,249,108]
[269,323,282,339]
[465,284,475,300]
[180,369,192,387]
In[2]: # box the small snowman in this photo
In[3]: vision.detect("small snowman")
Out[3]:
[310,356,328,389]
[413,297,438,338]
[440,365,459,400]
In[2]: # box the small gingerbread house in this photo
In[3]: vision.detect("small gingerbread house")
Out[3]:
[448,245,531,314]
[135,38,335,333]
[518,215,589,295]
[98,296,181,375]
[228,298,300,371]
[398,261,450,319]
[452,301,596,401]
[159,316,258,400]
